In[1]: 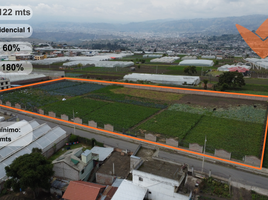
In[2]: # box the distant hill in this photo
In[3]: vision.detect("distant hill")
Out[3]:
[30,14,268,41]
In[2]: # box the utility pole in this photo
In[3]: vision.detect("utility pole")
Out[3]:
[201,136,207,172]
[73,109,76,135]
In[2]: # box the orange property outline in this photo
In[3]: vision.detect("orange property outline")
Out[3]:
[0,77,267,170]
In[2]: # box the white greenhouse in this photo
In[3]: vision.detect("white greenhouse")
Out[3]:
[150,57,180,63]
[143,54,162,58]
[217,64,251,72]
[0,120,67,181]
[179,59,214,67]
[123,73,200,85]
[201,55,215,59]
[63,61,134,68]
[245,58,268,69]
[181,56,197,60]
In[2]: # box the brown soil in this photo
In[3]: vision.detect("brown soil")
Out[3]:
[176,94,268,109]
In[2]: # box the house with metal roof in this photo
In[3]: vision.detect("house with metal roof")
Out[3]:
[52,147,99,181]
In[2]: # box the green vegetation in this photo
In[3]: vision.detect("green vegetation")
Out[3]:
[183,66,197,75]
[251,191,268,200]
[185,116,263,159]
[4,149,54,199]
[217,71,245,91]
[0,88,60,109]
[43,96,159,131]
[199,177,230,198]
[88,85,168,109]
[135,110,202,138]
[136,104,265,159]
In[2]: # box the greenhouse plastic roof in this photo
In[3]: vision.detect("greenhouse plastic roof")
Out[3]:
[150,57,180,63]
[245,58,268,69]
[218,64,251,72]
[63,61,134,68]
[0,120,67,181]
[123,73,200,85]
[30,53,133,66]
[179,59,214,67]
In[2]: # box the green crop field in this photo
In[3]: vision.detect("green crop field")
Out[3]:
[184,116,263,159]
[42,97,159,131]
[135,104,266,160]
[135,110,202,138]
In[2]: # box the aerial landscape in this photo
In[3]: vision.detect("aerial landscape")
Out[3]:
[0,1,268,200]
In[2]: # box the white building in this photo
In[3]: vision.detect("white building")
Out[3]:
[132,170,190,200]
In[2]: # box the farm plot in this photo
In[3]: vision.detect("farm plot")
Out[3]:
[42,97,159,131]
[88,85,168,109]
[37,80,106,96]
[83,102,160,131]
[0,88,60,108]
[135,103,266,160]
[184,116,264,159]
[135,110,202,138]
[42,97,109,118]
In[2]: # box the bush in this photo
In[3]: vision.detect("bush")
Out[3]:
[221,83,229,91]
[69,134,78,143]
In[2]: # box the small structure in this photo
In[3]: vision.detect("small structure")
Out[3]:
[62,181,105,200]
[52,147,98,181]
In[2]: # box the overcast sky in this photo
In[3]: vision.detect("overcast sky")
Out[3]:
[5,0,268,23]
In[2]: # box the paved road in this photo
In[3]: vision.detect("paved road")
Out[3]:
[3,109,268,190]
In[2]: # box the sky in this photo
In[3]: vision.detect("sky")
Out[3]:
[3,0,268,23]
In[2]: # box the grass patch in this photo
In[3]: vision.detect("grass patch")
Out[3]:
[185,116,263,159]
[135,110,202,139]
[226,84,268,96]
[83,102,160,131]
[111,87,184,102]
[88,85,167,108]
[43,96,159,131]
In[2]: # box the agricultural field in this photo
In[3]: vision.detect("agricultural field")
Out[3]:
[1,80,268,164]
[42,97,159,131]
[134,102,267,160]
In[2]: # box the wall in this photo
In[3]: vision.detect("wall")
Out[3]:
[96,172,115,185]
[79,159,94,181]
[53,162,79,181]
[42,134,71,158]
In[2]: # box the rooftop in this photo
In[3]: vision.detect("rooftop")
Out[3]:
[97,152,130,178]
[52,147,93,171]
[138,160,183,181]
[62,181,105,200]
[91,146,114,162]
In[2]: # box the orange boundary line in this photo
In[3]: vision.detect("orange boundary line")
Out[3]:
[0,77,267,170]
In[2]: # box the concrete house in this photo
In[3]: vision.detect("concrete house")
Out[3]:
[52,147,98,181]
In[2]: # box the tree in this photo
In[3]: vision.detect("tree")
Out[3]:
[184,66,197,75]
[4,149,54,199]
[203,79,208,90]
[217,71,245,89]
